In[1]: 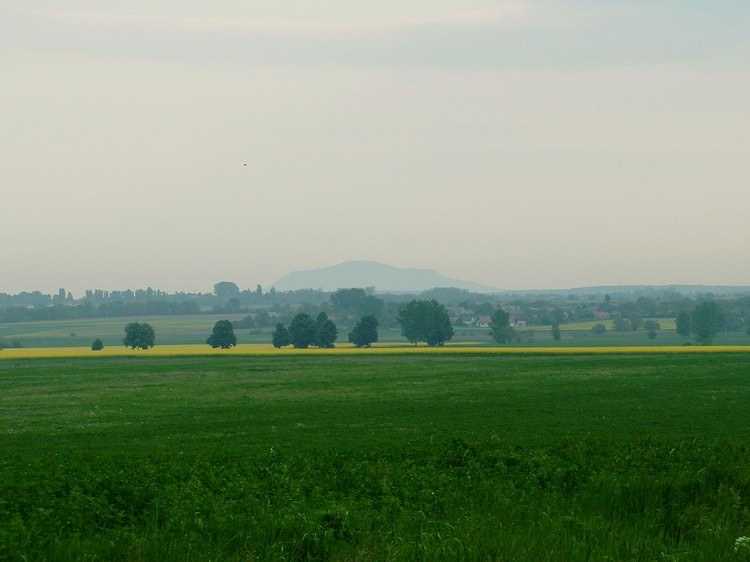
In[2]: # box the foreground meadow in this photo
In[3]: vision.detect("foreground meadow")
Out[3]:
[2,353,750,560]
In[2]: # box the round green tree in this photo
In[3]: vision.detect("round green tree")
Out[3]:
[206,320,237,349]
[123,322,156,350]
[397,300,454,347]
[692,301,724,345]
[288,313,317,349]
[315,312,338,348]
[551,323,561,342]
[490,309,515,344]
[349,315,379,348]
[272,323,290,348]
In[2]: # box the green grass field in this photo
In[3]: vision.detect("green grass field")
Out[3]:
[0,314,252,348]
[2,353,750,560]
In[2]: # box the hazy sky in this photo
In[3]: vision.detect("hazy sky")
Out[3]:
[2,1,749,294]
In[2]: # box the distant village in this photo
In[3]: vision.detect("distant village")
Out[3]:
[446,307,527,328]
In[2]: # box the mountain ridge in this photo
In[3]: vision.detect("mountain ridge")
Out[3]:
[273,261,500,293]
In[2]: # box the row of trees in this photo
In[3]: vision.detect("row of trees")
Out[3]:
[271,299,463,350]
[112,303,506,352]
[106,299,737,353]
[0,300,201,324]
[100,320,238,351]
[271,313,381,349]
[588,302,727,345]
[271,313,338,349]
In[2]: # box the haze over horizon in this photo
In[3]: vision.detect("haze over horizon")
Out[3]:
[3,1,749,295]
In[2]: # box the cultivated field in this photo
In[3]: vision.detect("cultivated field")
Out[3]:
[3,315,750,350]
[0,314,251,348]
[2,353,750,560]
[3,343,750,360]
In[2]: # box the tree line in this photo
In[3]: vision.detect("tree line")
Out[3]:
[0,301,200,323]
[271,313,380,349]
[6,282,750,341]
[271,299,459,349]
[58,298,747,353]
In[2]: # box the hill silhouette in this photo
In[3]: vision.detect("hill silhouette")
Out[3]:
[273,261,499,293]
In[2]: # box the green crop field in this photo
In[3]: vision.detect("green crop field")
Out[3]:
[2,353,750,560]
[0,314,253,348]
[3,315,750,350]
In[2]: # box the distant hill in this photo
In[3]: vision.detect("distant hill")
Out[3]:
[273,261,500,293]
[497,285,750,297]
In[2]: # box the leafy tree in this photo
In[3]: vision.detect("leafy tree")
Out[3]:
[213,281,240,298]
[227,298,241,313]
[398,300,428,345]
[349,315,379,348]
[315,312,338,348]
[591,323,606,335]
[331,288,384,318]
[648,329,657,340]
[255,310,271,328]
[643,320,660,331]
[489,309,514,344]
[723,313,744,332]
[551,323,561,342]
[91,338,104,351]
[635,297,657,317]
[613,318,631,332]
[123,322,155,349]
[207,320,237,349]
[676,311,692,337]
[551,308,566,324]
[474,302,496,316]
[397,300,454,347]
[629,317,643,331]
[288,313,317,349]
[692,301,724,345]
[272,323,290,348]
[233,315,255,329]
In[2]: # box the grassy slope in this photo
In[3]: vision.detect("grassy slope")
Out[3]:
[2,354,750,560]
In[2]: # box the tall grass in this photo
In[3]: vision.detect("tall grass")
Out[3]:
[2,440,748,560]
[2,354,750,560]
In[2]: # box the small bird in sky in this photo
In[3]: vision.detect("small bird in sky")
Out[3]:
[243,163,247,167]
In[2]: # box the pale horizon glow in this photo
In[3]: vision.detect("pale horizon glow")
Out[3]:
[1,1,749,295]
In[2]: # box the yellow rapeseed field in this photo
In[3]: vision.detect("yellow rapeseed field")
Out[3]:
[2,343,750,360]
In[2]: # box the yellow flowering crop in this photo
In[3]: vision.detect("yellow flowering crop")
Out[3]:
[2,343,750,361]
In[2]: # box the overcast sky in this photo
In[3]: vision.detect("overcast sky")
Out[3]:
[2,0,749,294]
